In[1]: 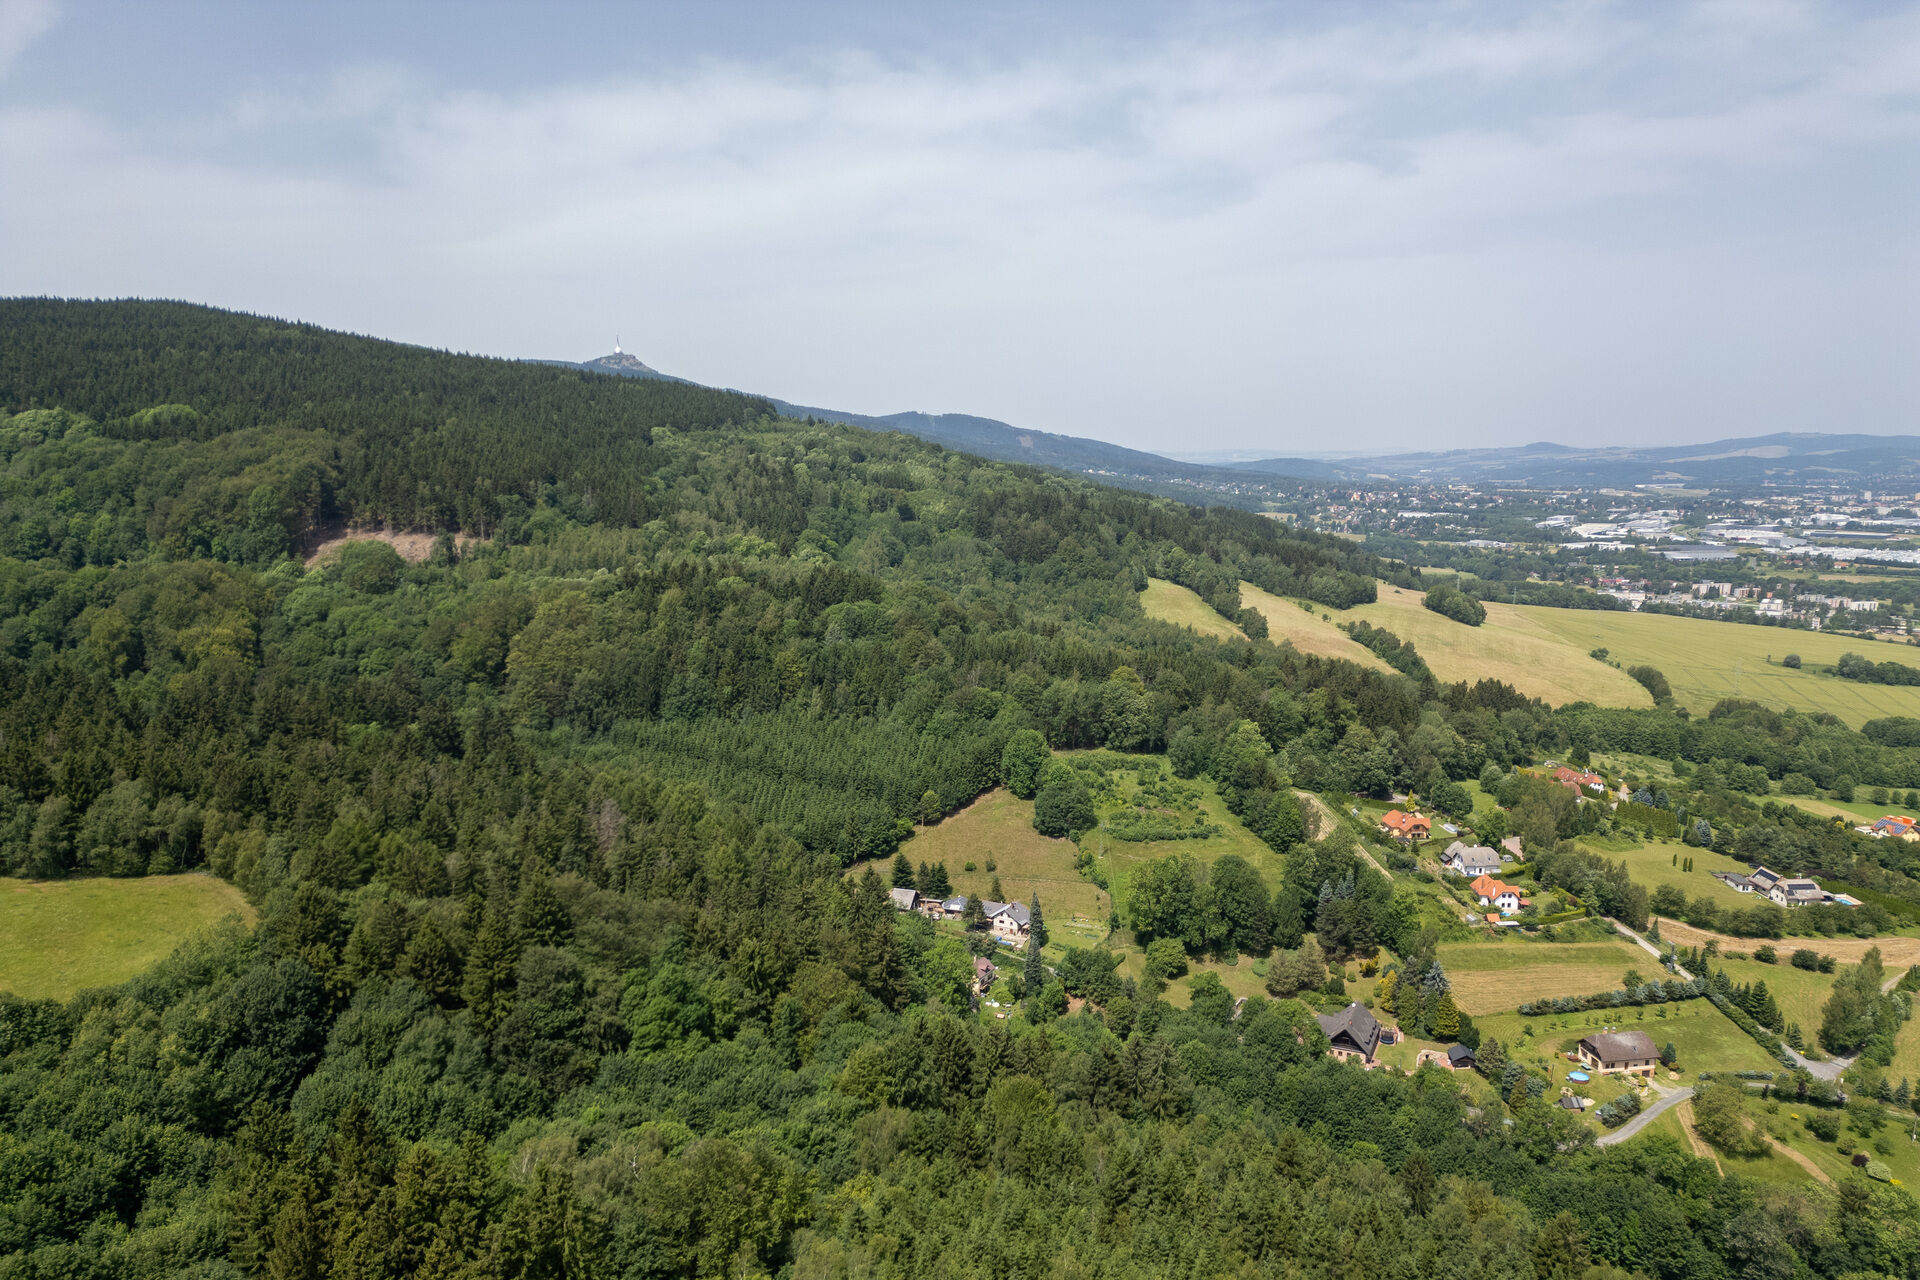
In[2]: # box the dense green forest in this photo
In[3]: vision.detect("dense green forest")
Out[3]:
[4,300,1920,1278]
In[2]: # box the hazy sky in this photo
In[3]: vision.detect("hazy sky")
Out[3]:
[2,1,1916,455]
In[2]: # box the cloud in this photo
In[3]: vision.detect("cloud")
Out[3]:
[0,2,1914,451]
[0,0,55,77]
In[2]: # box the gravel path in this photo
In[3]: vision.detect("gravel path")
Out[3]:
[1596,1086,1694,1146]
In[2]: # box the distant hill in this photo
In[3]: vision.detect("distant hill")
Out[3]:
[1233,433,1920,487]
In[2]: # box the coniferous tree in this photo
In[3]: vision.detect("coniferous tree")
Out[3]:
[891,852,914,889]
[1029,893,1048,951]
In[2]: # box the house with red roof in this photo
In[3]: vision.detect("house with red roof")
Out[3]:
[1379,810,1431,840]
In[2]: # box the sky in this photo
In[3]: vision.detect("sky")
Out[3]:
[0,1,1916,456]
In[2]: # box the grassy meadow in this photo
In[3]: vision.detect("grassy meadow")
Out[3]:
[1705,953,1837,1037]
[1576,835,1767,913]
[1434,937,1649,1016]
[1081,763,1282,926]
[1236,582,1392,671]
[1339,586,1657,707]
[0,874,256,1000]
[1522,607,1920,727]
[1140,578,1246,642]
[1476,1000,1782,1080]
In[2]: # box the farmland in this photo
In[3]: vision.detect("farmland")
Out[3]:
[1140,577,1246,642]
[1236,582,1391,671]
[1434,937,1648,1016]
[0,875,255,1001]
[1522,606,1920,727]
[1339,586,1656,707]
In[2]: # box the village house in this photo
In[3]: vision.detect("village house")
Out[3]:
[1871,815,1920,840]
[1576,1029,1660,1077]
[1468,873,1525,914]
[1379,810,1431,841]
[1316,1002,1384,1065]
[1443,841,1504,878]
[983,900,1032,944]
[973,956,997,995]
[1550,765,1607,794]
[890,887,919,912]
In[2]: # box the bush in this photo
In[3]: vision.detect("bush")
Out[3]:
[1791,949,1822,971]
[1806,1112,1841,1142]
[1595,1092,1642,1128]
[1782,653,1801,669]
[1626,665,1672,703]
[1754,945,1777,964]
[1422,583,1486,627]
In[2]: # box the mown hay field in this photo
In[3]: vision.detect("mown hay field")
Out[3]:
[0,874,255,1000]
[1140,578,1245,642]
[1235,582,1391,671]
[1435,938,1649,1015]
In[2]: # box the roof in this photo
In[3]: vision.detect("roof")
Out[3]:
[985,901,1032,926]
[1748,867,1781,887]
[974,956,996,974]
[1315,1002,1383,1058]
[1446,1043,1475,1065]
[1580,1029,1659,1064]
[1381,810,1429,833]
[1469,874,1521,900]
[942,896,968,911]
[890,887,918,909]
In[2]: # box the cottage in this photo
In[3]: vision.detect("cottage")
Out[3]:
[1380,810,1431,841]
[983,900,1032,944]
[1444,841,1504,878]
[1446,1043,1476,1070]
[1316,1002,1384,1065]
[890,887,919,912]
[940,895,969,920]
[1576,1029,1659,1077]
[1468,873,1524,914]
[973,956,997,995]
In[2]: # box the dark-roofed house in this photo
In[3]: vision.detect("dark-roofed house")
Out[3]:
[1316,1002,1384,1065]
[1446,1044,1476,1070]
[984,900,1032,945]
[1577,1029,1660,1077]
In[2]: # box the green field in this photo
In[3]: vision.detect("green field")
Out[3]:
[1083,764,1282,925]
[1435,937,1649,1015]
[1575,836,1768,913]
[1707,954,1835,1037]
[883,788,1110,944]
[1339,586,1656,708]
[1236,582,1391,671]
[1140,578,1246,642]
[1522,607,1920,728]
[0,874,256,1000]
[1476,1000,1782,1080]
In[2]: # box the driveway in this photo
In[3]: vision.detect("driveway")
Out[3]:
[1596,1085,1694,1146]
[1606,919,1694,980]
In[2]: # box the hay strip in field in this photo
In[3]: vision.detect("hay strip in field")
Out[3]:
[1435,939,1646,1015]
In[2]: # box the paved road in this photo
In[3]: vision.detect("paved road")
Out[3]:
[1785,1045,1850,1081]
[1596,1086,1694,1146]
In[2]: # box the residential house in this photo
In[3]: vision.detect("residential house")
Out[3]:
[973,956,997,995]
[1468,873,1525,914]
[1872,815,1919,840]
[1316,1002,1384,1065]
[984,900,1032,944]
[1444,842,1504,878]
[1446,1043,1476,1070]
[1550,765,1607,794]
[940,895,969,920]
[1380,810,1431,841]
[1770,877,1829,908]
[890,887,919,912]
[1745,867,1782,896]
[1577,1029,1659,1077]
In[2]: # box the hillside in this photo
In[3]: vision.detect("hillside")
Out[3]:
[8,300,1920,1278]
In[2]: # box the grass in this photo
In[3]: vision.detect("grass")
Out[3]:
[883,788,1110,945]
[1141,578,1246,642]
[1235,582,1391,671]
[1338,586,1656,708]
[0,874,256,1000]
[1577,836,1770,914]
[1706,954,1836,1038]
[1082,764,1281,925]
[1654,919,1920,966]
[1435,938,1650,1015]
[1477,1000,1782,1080]
[1520,607,1920,728]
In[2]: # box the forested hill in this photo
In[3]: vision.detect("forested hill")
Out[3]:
[5,298,1920,1279]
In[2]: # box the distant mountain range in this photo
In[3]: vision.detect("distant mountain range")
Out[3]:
[548,352,1919,490]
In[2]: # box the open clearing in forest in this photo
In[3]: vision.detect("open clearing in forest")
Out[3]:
[888,789,1108,938]
[0,874,255,1000]
[1339,586,1656,707]
[1435,939,1648,1015]
[1235,583,1391,671]
[1140,578,1245,642]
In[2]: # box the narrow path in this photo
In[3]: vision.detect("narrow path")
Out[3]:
[1606,919,1694,980]
[1675,1099,1723,1173]
[1299,792,1393,881]
[1764,1132,1834,1185]
[1596,1085,1694,1146]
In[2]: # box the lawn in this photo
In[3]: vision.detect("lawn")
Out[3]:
[883,788,1111,944]
[1522,607,1920,728]
[1706,954,1837,1039]
[1235,582,1391,671]
[1337,585,1656,708]
[1140,577,1246,642]
[1436,937,1649,1015]
[0,874,256,1000]
[1476,1000,1782,1081]
[1578,836,1770,914]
